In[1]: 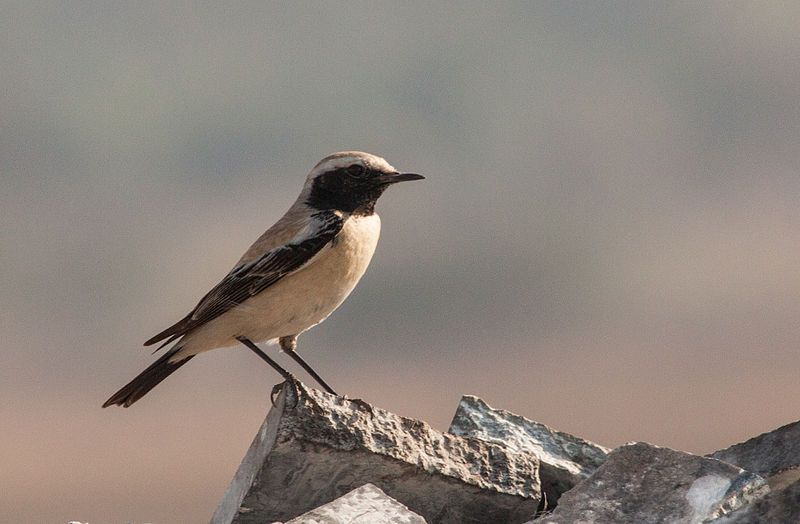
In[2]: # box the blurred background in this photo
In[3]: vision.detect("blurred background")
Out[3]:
[2,2,799,522]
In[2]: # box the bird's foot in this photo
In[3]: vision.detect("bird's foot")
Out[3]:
[270,374,300,408]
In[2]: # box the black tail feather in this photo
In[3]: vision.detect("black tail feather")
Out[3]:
[102,349,194,408]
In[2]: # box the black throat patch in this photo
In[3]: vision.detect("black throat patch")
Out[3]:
[306,168,387,215]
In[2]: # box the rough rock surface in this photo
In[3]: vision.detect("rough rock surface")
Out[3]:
[211,380,541,524]
[709,420,800,482]
[715,477,800,523]
[284,483,426,524]
[449,395,609,507]
[533,442,768,524]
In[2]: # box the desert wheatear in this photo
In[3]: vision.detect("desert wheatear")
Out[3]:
[103,151,423,407]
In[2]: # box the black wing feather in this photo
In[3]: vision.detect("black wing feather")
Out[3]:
[144,211,344,347]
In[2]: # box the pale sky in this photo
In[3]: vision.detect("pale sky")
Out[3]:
[3,2,800,522]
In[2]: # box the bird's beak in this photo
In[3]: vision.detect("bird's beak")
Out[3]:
[377,172,426,185]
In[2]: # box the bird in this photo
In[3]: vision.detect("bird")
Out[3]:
[103,151,424,408]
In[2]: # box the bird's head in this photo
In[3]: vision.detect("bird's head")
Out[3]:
[302,151,424,215]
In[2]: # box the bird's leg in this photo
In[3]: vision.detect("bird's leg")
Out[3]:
[279,335,338,396]
[237,336,295,384]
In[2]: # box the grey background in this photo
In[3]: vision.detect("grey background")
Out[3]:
[2,3,799,522]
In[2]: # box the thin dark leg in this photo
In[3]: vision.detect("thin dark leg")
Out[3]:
[237,336,294,383]
[280,335,338,396]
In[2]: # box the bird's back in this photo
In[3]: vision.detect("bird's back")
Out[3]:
[236,204,311,267]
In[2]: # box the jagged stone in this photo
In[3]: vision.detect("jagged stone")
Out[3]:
[211,381,541,524]
[449,395,609,507]
[709,420,800,482]
[284,483,426,524]
[715,477,800,523]
[532,442,769,524]
[765,467,800,491]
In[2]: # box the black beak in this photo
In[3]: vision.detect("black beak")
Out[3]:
[376,172,426,185]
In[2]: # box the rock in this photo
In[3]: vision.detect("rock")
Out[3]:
[765,467,800,491]
[284,483,426,524]
[449,395,609,507]
[714,477,800,523]
[532,442,768,524]
[211,380,541,524]
[709,420,800,482]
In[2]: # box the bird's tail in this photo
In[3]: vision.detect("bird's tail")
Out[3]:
[102,348,194,408]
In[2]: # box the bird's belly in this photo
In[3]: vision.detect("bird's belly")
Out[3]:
[180,214,381,354]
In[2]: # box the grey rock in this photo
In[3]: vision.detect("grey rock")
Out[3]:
[211,380,541,524]
[449,395,609,507]
[715,477,800,523]
[709,420,800,480]
[766,467,800,491]
[533,442,769,524]
[285,483,426,524]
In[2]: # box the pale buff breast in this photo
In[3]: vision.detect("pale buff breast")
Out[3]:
[176,213,381,357]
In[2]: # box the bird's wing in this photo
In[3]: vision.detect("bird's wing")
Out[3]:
[144,210,345,347]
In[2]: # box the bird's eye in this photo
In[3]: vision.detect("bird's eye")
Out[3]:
[346,164,367,177]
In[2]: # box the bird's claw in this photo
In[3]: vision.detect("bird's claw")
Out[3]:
[270,383,282,406]
[270,375,299,408]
